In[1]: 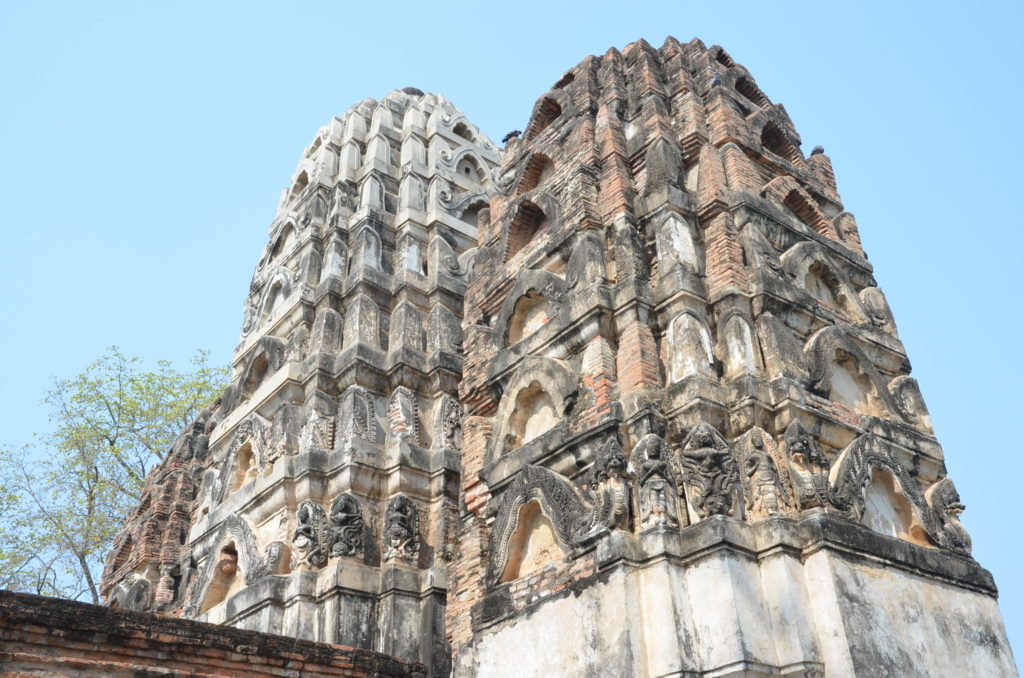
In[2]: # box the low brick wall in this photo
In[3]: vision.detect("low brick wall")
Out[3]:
[0,590,425,677]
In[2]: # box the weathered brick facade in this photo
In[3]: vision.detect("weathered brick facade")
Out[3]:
[0,590,423,677]
[91,37,1017,677]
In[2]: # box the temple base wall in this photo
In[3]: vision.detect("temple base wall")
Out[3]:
[456,515,1016,678]
[0,590,424,678]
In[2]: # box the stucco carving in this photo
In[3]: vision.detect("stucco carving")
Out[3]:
[383,494,420,562]
[679,423,739,519]
[635,433,681,529]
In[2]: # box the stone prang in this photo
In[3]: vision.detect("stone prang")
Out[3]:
[101,39,1018,678]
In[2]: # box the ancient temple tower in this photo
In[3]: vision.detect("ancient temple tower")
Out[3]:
[449,38,1017,677]
[99,38,1017,678]
[102,88,498,675]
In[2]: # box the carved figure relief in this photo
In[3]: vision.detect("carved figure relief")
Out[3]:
[679,422,738,519]
[735,428,790,519]
[578,437,631,540]
[926,477,972,555]
[383,494,420,562]
[292,500,328,568]
[635,433,680,529]
[327,494,365,558]
[783,420,830,509]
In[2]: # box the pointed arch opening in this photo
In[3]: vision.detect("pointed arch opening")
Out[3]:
[761,122,801,164]
[506,290,552,345]
[785,190,830,236]
[460,199,487,229]
[505,201,547,261]
[525,98,561,141]
[243,354,269,398]
[456,153,484,182]
[506,382,558,451]
[290,171,309,200]
[199,542,240,614]
[452,121,475,142]
[829,350,882,416]
[498,499,566,583]
[736,77,768,107]
[714,49,735,67]
[230,442,257,493]
[862,467,930,547]
[269,225,295,262]
[517,154,555,195]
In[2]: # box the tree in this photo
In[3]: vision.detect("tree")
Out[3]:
[0,347,228,603]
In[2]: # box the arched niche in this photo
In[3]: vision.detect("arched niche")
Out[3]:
[720,314,759,379]
[452,120,475,142]
[289,171,309,200]
[665,312,714,382]
[456,154,484,182]
[507,382,557,450]
[830,434,942,548]
[861,468,931,547]
[504,201,548,261]
[654,214,701,276]
[781,242,867,322]
[517,153,555,195]
[525,97,562,141]
[489,357,576,464]
[735,76,768,107]
[199,542,240,614]
[804,262,838,306]
[269,225,295,263]
[805,327,899,420]
[243,355,268,400]
[829,350,881,415]
[498,499,566,583]
[230,442,256,493]
[760,121,801,164]
[506,291,552,345]
[459,199,488,229]
[494,270,566,346]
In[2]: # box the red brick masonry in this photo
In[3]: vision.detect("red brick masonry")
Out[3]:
[0,590,424,677]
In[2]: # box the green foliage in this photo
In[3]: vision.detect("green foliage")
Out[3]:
[0,347,228,603]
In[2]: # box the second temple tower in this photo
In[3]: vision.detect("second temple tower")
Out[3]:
[100,38,1018,678]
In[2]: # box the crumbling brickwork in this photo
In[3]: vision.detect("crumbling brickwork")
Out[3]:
[97,37,1017,678]
[0,590,423,677]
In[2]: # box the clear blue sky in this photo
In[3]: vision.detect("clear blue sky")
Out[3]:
[2,0,1020,667]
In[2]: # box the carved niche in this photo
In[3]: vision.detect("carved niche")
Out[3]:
[487,465,588,584]
[665,312,715,382]
[327,493,366,558]
[189,515,284,616]
[678,422,739,519]
[383,494,420,563]
[387,386,420,444]
[829,433,941,548]
[335,385,377,450]
[634,433,681,530]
